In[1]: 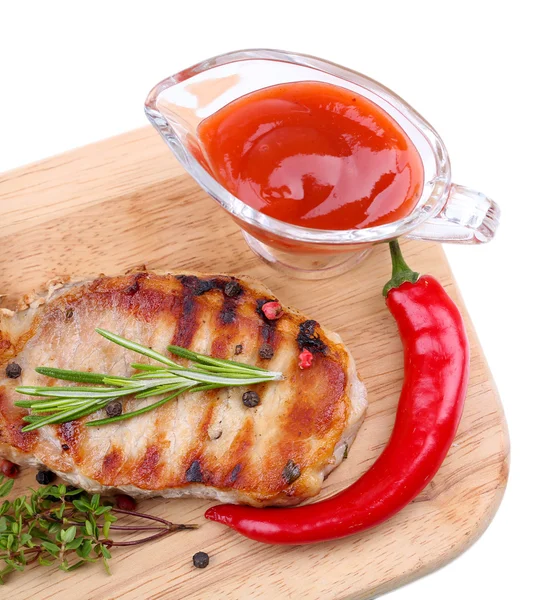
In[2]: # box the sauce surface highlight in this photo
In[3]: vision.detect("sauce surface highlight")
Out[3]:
[198,81,424,230]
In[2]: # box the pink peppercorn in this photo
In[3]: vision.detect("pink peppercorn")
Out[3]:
[262,301,283,320]
[0,459,19,479]
[298,349,313,369]
[115,494,137,511]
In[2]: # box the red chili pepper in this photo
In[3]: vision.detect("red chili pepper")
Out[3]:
[205,241,470,544]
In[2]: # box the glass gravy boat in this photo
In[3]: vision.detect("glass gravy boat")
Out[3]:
[145,49,500,279]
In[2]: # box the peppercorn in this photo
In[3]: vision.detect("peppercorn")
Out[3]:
[298,349,313,369]
[61,444,70,451]
[282,459,301,484]
[261,301,283,320]
[259,343,274,360]
[65,308,74,320]
[105,400,123,417]
[115,494,137,511]
[234,344,243,355]
[242,391,260,408]
[5,362,22,379]
[192,551,210,569]
[36,470,56,485]
[224,280,242,298]
[0,459,19,478]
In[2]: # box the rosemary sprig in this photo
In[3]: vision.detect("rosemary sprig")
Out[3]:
[0,476,196,584]
[15,329,281,431]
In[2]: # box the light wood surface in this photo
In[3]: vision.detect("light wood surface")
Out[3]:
[0,128,509,599]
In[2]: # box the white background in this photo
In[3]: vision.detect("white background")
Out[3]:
[1,1,554,597]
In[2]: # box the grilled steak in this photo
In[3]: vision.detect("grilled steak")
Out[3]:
[0,271,367,506]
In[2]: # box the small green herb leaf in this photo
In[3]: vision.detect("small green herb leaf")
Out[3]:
[65,538,83,550]
[84,520,93,536]
[65,526,77,543]
[0,477,14,497]
[42,541,60,556]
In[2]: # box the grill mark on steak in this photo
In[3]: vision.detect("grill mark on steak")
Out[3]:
[171,293,198,349]
[100,448,124,482]
[229,463,241,483]
[7,423,37,452]
[83,274,183,324]
[0,386,38,451]
[185,459,203,483]
[218,418,255,489]
[177,393,218,486]
[135,446,161,487]
[177,275,242,326]
[59,421,82,457]
[255,299,279,361]
[219,297,237,325]
[176,275,218,296]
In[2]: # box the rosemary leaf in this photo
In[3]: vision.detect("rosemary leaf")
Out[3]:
[133,382,196,399]
[167,370,278,386]
[21,400,111,432]
[129,363,165,372]
[35,367,112,384]
[95,329,181,368]
[22,398,95,410]
[15,386,145,399]
[86,388,186,426]
[168,345,269,372]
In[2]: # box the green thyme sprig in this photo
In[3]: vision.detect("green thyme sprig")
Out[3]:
[0,476,195,584]
[15,329,282,431]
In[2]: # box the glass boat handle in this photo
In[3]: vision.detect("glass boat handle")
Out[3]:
[407,184,501,244]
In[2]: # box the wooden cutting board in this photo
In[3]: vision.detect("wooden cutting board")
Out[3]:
[0,128,509,599]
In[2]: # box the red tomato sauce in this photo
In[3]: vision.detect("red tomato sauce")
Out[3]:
[198,81,423,230]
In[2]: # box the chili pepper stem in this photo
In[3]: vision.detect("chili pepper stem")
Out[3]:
[382,240,420,296]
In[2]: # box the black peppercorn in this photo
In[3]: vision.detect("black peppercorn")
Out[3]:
[105,401,123,417]
[234,344,243,355]
[65,308,74,320]
[282,459,301,484]
[192,551,210,569]
[242,391,260,408]
[259,343,274,360]
[61,444,70,451]
[36,470,56,485]
[6,363,22,379]
[224,280,242,298]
